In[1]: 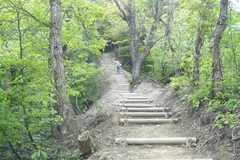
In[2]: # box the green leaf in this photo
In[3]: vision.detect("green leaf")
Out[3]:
[31,152,37,159]
[218,124,223,129]
[41,151,48,158]
[230,124,235,129]
[37,150,41,157]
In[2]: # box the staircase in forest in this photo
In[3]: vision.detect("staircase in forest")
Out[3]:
[115,92,197,146]
[96,53,213,160]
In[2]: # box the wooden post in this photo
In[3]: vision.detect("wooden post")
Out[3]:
[78,131,92,158]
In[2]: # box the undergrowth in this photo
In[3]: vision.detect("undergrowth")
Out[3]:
[170,75,240,136]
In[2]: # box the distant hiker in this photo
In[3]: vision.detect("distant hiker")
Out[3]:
[114,60,121,74]
[114,59,119,70]
[116,62,122,74]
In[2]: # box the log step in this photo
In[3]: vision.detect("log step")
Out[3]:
[117,84,130,90]
[110,90,129,93]
[120,118,178,124]
[120,112,172,117]
[120,93,142,96]
[138,159,213,160]
[117,103,158,107]
[119,99,153,103]
[124,97,148,100]
[121,107,170,112]
[115,137,196,147]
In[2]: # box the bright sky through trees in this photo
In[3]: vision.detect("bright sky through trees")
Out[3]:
[231,0,240,10]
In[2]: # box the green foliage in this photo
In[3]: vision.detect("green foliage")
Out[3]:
[66,61,105,114]
[170,76,188,91]
[0,0,106,159]
[119,45,130,55]
[0,52,62,159]
[123,64,132,73]
[115,39,132,71]
[185,52,212,108]
[169,0,240,135]
[180,0,216,35]
[206,79,240,113]
[96,1,128,42]
[141,54,153,74]
[127,76,134,85]
[187,81,212,108]
[61,0,107,61]
[101,155,107,160]
[213,112,239,131]
[148,35,186,84]
[31,146,48,160]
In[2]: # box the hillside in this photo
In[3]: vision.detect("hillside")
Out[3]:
[78,52,234,160]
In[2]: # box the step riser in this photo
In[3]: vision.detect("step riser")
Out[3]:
[118,86,129,90]
[120,112,172,117]
[119,100,153,103]
[110,90,129,93]
[115,138,197,146]
[124,97,148,100]
[121,107,170,112]
[118,104,157,107]
[120,118,178,124]
[120,93,142,96]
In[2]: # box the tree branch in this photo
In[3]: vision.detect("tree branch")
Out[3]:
[6,0,50,28]
[3,133,22,160]
[113,0,128,22]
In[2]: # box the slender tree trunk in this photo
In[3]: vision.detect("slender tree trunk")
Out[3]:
[149,52,155,74]
[50,0,80,136]
[228,10,238,72]
[210,0,228,96]
[17,11,37,150]
[192,14,205,86]
[165,0,179,75]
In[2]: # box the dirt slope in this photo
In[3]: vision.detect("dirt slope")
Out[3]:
[78,53,234,160]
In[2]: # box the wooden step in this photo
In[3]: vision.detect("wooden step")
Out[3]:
[120,93,143,96]
[119,112,172,117]
[124,97,148,100]
[120,118,178,124]
[115,137,196,147]
[119,99,153,103]
[121,107,170,112]
[117,103,158,107]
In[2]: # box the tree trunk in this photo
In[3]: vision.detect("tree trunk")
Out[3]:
[132,59,142,79]
[210,0,228,96]
[192,14,205,86]
[50,0,80,136]
[113,0,164,80]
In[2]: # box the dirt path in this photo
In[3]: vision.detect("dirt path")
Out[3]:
[85,53,216,160]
